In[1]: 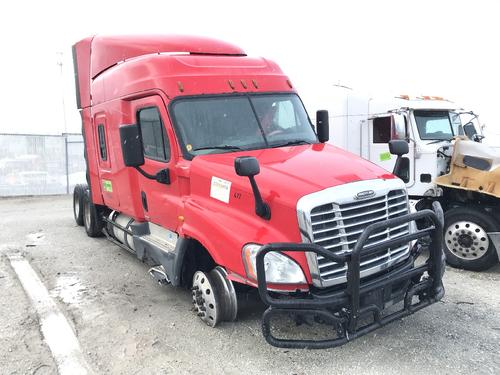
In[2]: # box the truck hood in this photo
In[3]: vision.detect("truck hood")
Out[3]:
[189,143,395,208]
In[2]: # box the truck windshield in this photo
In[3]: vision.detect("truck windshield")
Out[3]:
[414,110,454,140]
[170,94,317,158]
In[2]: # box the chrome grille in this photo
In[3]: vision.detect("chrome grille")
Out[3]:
[297,179,411,288]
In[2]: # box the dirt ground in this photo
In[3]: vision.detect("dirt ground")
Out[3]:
[1,195,499,374]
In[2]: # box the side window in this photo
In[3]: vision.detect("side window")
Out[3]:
[373,117,391,143]
[138,107,170,161]
[97,124,107,161]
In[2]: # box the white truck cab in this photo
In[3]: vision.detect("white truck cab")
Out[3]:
[302,85,499,271]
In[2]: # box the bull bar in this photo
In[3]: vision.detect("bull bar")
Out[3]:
[256,207,445,349]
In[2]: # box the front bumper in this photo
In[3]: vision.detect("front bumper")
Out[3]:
[256,207,445,349]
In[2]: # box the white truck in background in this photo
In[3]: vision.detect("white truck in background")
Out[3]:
[302,85,500,271]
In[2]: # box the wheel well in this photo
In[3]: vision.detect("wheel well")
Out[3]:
[440,187,500,223]
[180,239,216,288]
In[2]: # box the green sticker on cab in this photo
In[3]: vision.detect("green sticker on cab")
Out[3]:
[102,179,113,192]
[379,152,391,161]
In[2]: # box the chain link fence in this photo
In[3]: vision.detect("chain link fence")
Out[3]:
[0,133,86,196]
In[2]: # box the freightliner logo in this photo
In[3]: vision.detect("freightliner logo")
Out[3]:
[354,190,375,200]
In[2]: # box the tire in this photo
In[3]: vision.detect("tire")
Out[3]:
[73,184,87,226]
[83,191,104,237]
[191,267,238,327]
[443,207,499,271]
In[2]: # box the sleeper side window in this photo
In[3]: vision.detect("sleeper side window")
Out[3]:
[373,117,392,143]
[138,107,171,162]
[97,124,107,161]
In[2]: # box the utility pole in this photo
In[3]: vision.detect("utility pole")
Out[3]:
[56,52,68,134]
[57,52,70,194]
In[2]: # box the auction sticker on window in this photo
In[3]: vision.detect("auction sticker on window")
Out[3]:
[210,177,231,203]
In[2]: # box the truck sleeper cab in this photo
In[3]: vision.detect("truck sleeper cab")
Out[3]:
[72,35,445,348]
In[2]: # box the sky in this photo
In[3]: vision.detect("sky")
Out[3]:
[0,0,499,140]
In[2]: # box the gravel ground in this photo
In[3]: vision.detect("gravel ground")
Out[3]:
[0,195,499,374]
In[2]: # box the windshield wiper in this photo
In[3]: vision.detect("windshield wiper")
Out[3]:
[191,145,244,152]
[269,140,312,148]
[427,138,454,145]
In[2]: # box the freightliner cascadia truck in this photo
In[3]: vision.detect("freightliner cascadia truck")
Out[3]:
[302,85,500,271]
[72,35,445,348]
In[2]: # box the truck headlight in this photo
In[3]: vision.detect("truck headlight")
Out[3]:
[242,243,306,284]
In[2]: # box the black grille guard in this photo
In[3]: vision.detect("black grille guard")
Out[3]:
[255,204,445,349]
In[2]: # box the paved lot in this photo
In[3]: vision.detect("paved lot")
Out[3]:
[1,195,499,374]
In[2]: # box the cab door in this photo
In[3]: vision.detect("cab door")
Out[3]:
[94,112,120,208]
[368,114,415,186]
[132,95,180,231]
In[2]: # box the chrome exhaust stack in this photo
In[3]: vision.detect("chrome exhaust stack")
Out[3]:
[149,265,170,285]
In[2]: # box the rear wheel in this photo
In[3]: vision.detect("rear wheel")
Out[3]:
[83,191,104,237]
[73,184,87,226]
[443,207,499,271]
[191,266,237,327]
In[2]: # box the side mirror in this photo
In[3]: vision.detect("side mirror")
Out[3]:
[234,156,270,220]
[119,124,145,167]
[391,114,406,140]
[316,110,329,143]
[463,122,478,140]
[235,156,260,177]
[388,140,409,156]
[389,140,410,183]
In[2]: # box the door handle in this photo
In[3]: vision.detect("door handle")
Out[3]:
[141,191,148,211]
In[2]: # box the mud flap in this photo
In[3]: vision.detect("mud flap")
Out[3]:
[487,232,500,260]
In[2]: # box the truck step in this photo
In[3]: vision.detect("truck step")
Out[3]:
[140,233,176,253]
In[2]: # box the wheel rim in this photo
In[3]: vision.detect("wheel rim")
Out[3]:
[84,200,91,230]
[192,271,220,327]
[74,195,80,218]
[445,221,489,260]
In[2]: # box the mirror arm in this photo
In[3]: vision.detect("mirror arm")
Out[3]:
[135,166,156,180]
[248,176,271,220]
[135,166,170,185]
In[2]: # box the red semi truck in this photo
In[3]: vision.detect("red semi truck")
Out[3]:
[72,35,445,348]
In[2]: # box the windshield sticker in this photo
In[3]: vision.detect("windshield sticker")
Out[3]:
[186,144,193,151]
[379,152,391,162]
[210,177,231,203]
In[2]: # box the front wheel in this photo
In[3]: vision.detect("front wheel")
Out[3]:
[191,266,238,327]
[443,207,499,271]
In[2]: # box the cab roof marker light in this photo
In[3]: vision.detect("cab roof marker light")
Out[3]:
[396,94,449,101]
